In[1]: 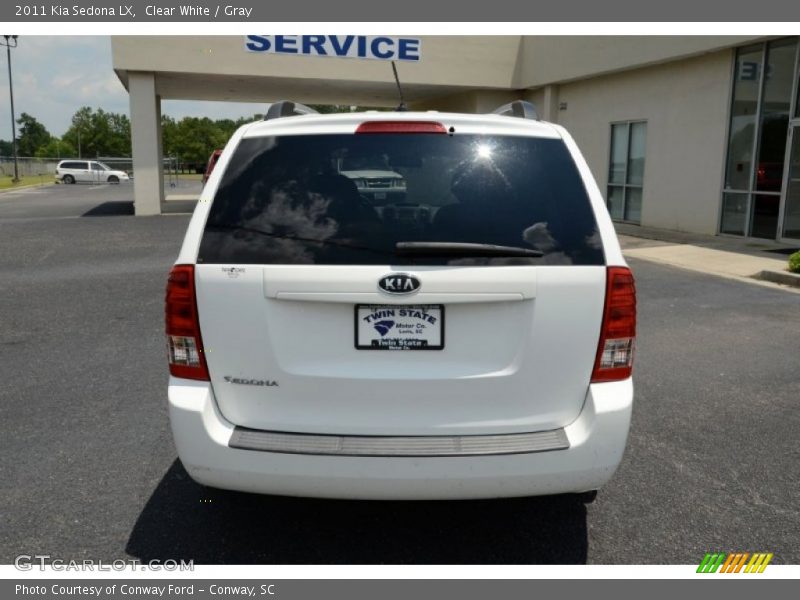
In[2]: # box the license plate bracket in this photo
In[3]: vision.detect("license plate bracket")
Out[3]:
[355,304,444,350]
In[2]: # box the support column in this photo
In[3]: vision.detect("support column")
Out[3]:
[542,85,559,123]
[128,72,164,216]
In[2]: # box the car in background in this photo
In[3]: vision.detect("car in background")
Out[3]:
[56,160,130,184]
[756,161,784,192]
[202,150,223,186]
[338,156,407,203]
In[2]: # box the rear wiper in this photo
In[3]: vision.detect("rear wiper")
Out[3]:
[205,224,394,256]
[395,241,544,258]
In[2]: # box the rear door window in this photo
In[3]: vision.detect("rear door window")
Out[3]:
[199,134,604,266]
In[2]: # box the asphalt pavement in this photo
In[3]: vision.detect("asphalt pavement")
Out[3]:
[0,177,200,220]
[1,185,798,564]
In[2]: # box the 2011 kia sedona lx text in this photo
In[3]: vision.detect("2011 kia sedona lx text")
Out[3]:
[165,101,636,500]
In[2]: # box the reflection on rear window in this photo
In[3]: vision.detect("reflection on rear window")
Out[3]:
[198,134,604,266]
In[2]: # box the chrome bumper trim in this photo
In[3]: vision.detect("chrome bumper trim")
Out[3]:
[229,427,569,457]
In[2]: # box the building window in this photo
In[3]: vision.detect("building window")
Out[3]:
[721,37,799,239]
[607,121,646,224]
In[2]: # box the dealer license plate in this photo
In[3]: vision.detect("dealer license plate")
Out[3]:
[355,304,444,350]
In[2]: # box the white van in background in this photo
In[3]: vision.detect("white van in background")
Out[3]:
[56,160,130,184]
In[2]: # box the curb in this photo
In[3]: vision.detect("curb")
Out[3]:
[754,269,800,288]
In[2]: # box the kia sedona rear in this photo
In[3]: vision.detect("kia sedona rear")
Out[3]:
[166,101,635,500]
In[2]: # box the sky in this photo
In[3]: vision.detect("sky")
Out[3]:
[0,36,266,140]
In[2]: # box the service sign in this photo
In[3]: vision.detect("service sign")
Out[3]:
[245,35,421,62]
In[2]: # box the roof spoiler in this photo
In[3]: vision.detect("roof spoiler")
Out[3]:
[264,101,319,120]
[491,100,539,121]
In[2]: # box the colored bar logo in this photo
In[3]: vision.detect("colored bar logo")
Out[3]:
[697,552,773,573]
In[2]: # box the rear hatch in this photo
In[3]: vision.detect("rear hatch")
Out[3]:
[193,126,607,436]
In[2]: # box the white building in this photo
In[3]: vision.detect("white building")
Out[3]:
[112,35,800,243]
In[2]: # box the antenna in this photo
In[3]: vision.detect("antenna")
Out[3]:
[391,61,407,112]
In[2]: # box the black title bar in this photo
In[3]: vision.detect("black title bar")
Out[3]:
[3,0,800,21]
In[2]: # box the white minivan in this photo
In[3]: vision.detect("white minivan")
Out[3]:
[166,101,636,501]
[56,160,130,184]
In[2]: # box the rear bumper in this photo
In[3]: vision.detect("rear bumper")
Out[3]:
[168,378,633,500]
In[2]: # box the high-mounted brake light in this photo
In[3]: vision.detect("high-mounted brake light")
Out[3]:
[165,264,209,381]
[355,121,448,134]
[591,267,636,383]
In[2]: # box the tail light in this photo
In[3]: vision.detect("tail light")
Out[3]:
[591,267,636,383]
[356,121,447,134]
[165,264,209,381]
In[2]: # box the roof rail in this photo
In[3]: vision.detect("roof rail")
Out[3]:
[491,100,539,121]
[264,101,319,120]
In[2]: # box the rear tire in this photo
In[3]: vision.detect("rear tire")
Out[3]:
[63,175,75,184]
[107,175,119,184]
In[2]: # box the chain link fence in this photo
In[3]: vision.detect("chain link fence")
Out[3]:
[0,155,200,186]
[0,156,58,179]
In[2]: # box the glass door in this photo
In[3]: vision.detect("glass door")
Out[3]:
[721,38,799,239]
[781,126,800,240]
[750,39,796,238]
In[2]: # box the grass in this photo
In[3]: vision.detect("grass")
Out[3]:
[0,173,55,191]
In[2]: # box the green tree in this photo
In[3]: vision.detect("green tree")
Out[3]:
[105,112,131,156]
[34,137,76,159]
[16,113,50,156]
[167,117,229,164]
[62,107,131,158]
[308,104,387,114]
[308,104,356,114]
[62,107,93,158]
[161,115,178,157]
[215,118,237,138]
[161,115,260,169]
[0,139,12,156]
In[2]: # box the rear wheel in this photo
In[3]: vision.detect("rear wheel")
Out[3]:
[63,174,75,184]
[107,175,119,184]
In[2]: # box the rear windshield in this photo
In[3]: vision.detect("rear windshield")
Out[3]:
[198,134,604,266]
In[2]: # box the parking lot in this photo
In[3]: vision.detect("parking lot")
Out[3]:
[1,184,798,564]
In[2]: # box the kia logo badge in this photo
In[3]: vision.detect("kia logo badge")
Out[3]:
[378,273,420,294]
